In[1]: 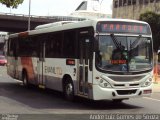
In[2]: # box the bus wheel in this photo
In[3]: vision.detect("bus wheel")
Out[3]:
[22,71,28,87]
[64,79,74,101]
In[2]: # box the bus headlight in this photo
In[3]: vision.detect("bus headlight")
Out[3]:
[141,77,152,87]
[99,79,112,88]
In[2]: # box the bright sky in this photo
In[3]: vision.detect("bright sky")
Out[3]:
[0,0,113,16]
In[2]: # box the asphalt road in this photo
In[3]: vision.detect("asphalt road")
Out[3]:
[0,66,160,120]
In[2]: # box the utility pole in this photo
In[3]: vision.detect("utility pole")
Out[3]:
[28,0,31,31]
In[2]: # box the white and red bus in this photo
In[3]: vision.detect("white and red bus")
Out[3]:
[7,19,153,102]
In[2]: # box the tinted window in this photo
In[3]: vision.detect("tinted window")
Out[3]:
[8,38,17,56]
[45,32,62,58]
[18,36,39,57]
[63,31,77,58]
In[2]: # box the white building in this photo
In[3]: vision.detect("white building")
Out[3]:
[70,0,112,19]
[0,32,8,43]
[0,32,8,55]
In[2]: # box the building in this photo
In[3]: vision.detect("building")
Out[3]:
[0,32,8,55]
[70,0,112,19]
[112,0,160,19]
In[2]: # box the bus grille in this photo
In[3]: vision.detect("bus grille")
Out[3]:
[113,83,140,88]
[116,90,137,95]
[108,76,145,82]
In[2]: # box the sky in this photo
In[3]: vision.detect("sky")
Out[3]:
[0,0,113,16]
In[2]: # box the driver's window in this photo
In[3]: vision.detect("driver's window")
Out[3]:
[99,36,113,63]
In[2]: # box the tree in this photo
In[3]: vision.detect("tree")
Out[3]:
[139,11,160,52]
[0,0,24,8]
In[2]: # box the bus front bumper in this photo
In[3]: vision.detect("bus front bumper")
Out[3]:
[92,84,152,100]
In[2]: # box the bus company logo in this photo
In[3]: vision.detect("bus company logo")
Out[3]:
[44,66,62,75]
[1,114,18,120]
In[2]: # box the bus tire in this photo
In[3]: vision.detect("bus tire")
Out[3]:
[22,71,29,87]
[63,78,74,101]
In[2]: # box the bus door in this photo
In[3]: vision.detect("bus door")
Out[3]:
[37,40,45,88]
[78,36,91,96]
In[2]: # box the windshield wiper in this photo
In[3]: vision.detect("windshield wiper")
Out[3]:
[130,35,142,49]
[110,34,124,51]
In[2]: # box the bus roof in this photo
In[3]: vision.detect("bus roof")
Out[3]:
[9,18,149,38]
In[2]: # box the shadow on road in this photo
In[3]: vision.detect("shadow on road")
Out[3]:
[0,81,142,111]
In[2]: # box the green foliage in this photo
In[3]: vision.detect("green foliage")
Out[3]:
[140,11,160,52]
[0,0,24,8]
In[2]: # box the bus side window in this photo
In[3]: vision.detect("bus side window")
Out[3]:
[30,37,38,57]
[45,32,62,58]
[63,31,76,58]
[8,38,17,57]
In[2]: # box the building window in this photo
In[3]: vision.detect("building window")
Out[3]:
[150,0,155,3]
[139,0,143,4]
[123,0,127,6]
[133,0,136,5]
[128,0,132,5]
[144,0,149,4]
[114,0,118,8]
[119,0,123,7]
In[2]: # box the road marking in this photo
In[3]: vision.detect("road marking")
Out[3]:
[143,97,160,102]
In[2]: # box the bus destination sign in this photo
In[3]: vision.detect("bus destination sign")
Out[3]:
[97,21,151,34]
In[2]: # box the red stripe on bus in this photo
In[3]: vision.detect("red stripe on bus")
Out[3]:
[21,57,35,81]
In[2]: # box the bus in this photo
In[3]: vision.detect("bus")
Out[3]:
[7,19,153,102]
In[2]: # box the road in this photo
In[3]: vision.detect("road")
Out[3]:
[0,66,160,120]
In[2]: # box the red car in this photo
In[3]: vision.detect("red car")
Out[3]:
[0,56,7,66]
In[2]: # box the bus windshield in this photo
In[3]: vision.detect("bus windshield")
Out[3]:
[96,34,153,73]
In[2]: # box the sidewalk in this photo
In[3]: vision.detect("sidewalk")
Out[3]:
[153,76,160,92]
[153,82,160,93]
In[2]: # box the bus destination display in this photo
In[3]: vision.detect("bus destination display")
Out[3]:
[97,22,151,34]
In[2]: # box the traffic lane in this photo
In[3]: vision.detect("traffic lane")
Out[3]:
[148,92,160,101]
[0,65,160,114]
[1,79,160,114]
[0,79,141,114]
[124,97,160,113]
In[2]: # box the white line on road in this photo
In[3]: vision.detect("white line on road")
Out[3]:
[143,97,160,102]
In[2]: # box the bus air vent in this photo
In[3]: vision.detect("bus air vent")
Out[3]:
[108,76,145,82]
[116,90,137,95]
